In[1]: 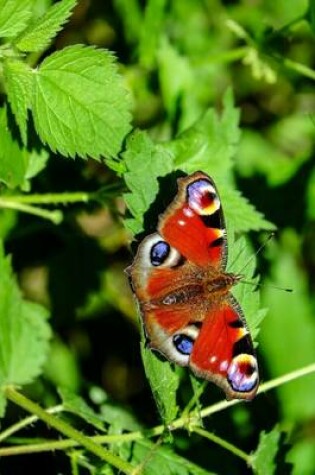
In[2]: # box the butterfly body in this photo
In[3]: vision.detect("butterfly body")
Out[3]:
[128,172,259,400]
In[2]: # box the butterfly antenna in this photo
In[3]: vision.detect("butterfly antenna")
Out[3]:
[239,279,293,293]
[236,232,275,275]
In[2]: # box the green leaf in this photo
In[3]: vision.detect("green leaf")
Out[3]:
[166,89,241,181]
[58,387,106,432]
[251,426,281,475]
[157,37,193,120]
[23,148,50,191]
[236,115,314,186]
[0,0,32,38]
[228,236,267,344]
[113,0,142,44]
[306,165,315,220]
[3,59,33,143]
[0,107,27,188]
[44,337,80,392]
[123,130,174,235]
[130,440,213,475]
[221,186,276,233]
[0,241,51,415]
[99,402,142,432]
[0,107,49,190]
[31,45,132,159]
[141,337,180,425]
[307,0,315,34]
[16,0,77,53]
[260,230,315,420]
[138,0,167,68]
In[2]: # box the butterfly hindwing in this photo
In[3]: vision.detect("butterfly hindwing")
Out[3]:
[189,296,258,400]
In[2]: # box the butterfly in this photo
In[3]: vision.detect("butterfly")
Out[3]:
[127,171,259,400]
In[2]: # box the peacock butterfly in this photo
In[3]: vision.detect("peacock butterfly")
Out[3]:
[127,171,259,400]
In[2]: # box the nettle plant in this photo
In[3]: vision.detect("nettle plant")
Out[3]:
[0,0,314,474]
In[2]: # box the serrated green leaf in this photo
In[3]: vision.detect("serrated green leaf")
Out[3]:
[166,89,241,181]
[0,0,32,38]
[0,107,27,188]
[16,0,77,52]
[31,45,132,159]
[251,426,281,475]
[123,130,174,235]
[221,186,275,233]
[0,241,51,415]
[131,440,214,475]
[228,236,267,344]
[3,59,33,143]
[141,338,180,425]
[58,387,106,432]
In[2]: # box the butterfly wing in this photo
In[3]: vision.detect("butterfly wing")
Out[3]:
[128,232,203,367]
[189,296,259,400]
[159,171,227,270]
[128,171,259,400]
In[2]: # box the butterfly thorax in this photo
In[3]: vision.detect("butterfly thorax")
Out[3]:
[144,266,240,311]
[205,271,241,294]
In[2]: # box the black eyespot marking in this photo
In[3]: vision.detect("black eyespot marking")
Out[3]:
[150,241,170,266]
[232,334,254,357]
[189,321,202,329]
[229,319,244,329]
[172,255,186,268]
[201,209,222,229]
[209,236,224,248]
[173,334,194,355]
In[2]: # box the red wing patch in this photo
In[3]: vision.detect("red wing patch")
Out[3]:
[189,299,259,400]
[159,173,227,269]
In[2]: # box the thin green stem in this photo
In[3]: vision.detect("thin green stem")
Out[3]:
[202,46,249,65]
[281,57,315,81]
[1,192,90,205]
[271,14,306,36]
[4,387,135,475]
[258,362,315,394]
[192,426,250,463]
[1,363,315,458]
[0,199,63,224]
[0,405,63,443]
[182,381,207,419]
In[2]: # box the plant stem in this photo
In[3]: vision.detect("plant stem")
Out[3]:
[192,426,250,463]
[258,362,315,394]
[1,192,90,205]
[1,363,315,458]
[281,57,315,80]
[0,199,63,224]
[0,405,63,443]
[4,387,135,475]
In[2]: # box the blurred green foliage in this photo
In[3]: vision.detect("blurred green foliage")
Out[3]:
[0,0,314,474]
